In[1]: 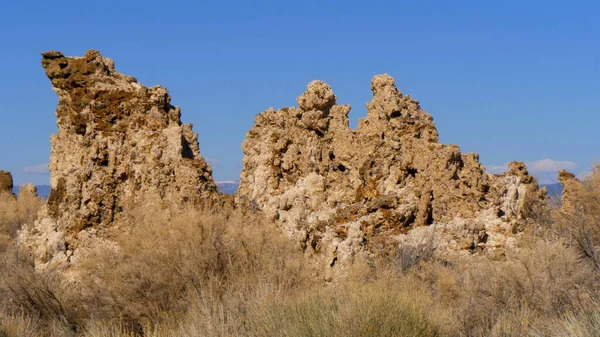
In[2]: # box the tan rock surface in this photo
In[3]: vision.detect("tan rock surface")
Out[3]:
[0,171,13,196]
[18,184,39,199]
[19,50,218,268]
[238,74,546,269]
[558,170,583,214]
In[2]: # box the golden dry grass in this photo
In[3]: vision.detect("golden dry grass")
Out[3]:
[0,188,43,253]
[1,166,600,336]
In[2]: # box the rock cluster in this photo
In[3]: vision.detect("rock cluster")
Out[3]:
[18,50,548,272]
[238,75,545,267]
[19,50,218,267]
[0,171,13,196]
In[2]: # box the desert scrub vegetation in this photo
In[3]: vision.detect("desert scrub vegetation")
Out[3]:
[0,200,316,336]
[1,166,600,336]
[0,188,43,253]
[554,164,600,271]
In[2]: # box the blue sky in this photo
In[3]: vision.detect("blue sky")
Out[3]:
[1,0,598,185]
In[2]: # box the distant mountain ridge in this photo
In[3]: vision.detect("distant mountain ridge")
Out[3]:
[13,183,239,198]
[13,182,558,199]
[12,185,51,199]
[216,181,239,195]
[543,183,562,197]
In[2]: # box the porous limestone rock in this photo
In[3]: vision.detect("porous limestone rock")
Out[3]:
[558,170,583,214]
[238,74,546,270]
[18,184,39,199]
[19,50,218,268]
[0,171,14,197]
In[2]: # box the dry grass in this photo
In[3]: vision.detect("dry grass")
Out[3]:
[554,163,600,270]
[0,189,43,253]
[1,165,600,336]
[74,203,311,335]
[534,306,600,337]
[243,275,451,337]
[410,240,599,337]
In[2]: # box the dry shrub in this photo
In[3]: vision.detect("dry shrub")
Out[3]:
[0,248,82,336]
[0,199,313,336]
[53,201,452,336]
[0,256,70,325]
[396,234,437,274]
[0,190,70,336]
[244,275,451,337]
[406,239,599,337]
[0,311,43,337]
[553,163,600,269]
[0,189,43,253]
[532,305,600,337]
[3,165,600,336]
[71,201,311,334]
[81,321,156,337]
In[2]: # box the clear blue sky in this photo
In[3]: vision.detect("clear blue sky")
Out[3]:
[1,0,598,185]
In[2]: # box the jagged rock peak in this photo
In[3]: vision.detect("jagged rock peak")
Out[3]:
[20,50,219,268]
[40,49,186,135]
[297,80,337,111]
[369,74,404,115]
[238,74,545,271]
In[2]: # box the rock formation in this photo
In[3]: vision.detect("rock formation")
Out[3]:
[0,171,14,197]
[16,50,548,272]
[18,184,39,199]
[238,75,546,269]
[19,50,218,267]
[558,170,583,214]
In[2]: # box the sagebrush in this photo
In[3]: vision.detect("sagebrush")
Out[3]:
[1,166,600,336]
